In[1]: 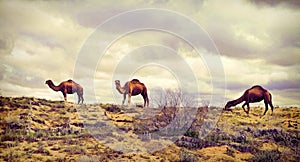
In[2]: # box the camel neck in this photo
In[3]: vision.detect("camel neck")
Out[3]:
[116,84,126,94]
[47,82,61,91]
[232,95,244,106]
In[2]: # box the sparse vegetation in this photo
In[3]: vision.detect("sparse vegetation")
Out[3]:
[226,147,235,157]
[179,149,198,162]
[184,130,199,138]
[250,150,282,162]
[0,96,299,161]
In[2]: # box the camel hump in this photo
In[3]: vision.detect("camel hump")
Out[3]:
[67,79,79,85]
[131,79,140,84]
[251,85,262,88]
[250,85,266,91]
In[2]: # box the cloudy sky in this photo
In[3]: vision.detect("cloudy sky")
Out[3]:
[0,0,299,107]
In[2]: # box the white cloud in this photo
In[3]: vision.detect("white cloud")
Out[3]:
[0,0,299,106]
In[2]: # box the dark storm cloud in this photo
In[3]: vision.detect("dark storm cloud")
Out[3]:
[226,81,249,91]
[266,79,300,90]
[4,66,44,89]
[250,0,300,8]
[20,32,64,49]
[267,52,300,66]
[198,0,300,67]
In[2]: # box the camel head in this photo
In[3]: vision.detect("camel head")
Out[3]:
[224,100,235,110]
[45,80,53,85]
[115,80,120,86]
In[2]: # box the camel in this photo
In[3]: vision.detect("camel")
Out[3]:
[115,79,149,107]
[45,79,84,104]
[224,85,274,116]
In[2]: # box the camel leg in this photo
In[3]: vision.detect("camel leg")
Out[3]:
[246,103,250,114]
[269,102,274,115]
[77,92,84,104]
[77,93,80,104]
[263,99,269,116]
[269,97,274,115]
[81,95,84,104]
[128,93,131,106]
[146,96,149,107]
[142,95,146,108]
[63,92,67,102]
[122,94,126,105]
[242,103,247,114]
[141,93,148,108]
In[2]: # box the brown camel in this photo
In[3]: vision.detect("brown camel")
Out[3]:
[224,85,274,116]
[115,79,149,107]
[45,79,84,104]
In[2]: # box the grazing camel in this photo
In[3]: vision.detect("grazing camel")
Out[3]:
[224,85,274,116]
[45,79,84,104]
[115,79,149,107]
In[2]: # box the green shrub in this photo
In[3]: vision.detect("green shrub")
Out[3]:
[179,150,198,162]
[226,147,235,157]
[251,150,282,162]
[77,155,104,162]
[184,130,199,138]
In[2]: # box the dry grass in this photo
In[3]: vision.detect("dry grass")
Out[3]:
[0,96,299,161]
